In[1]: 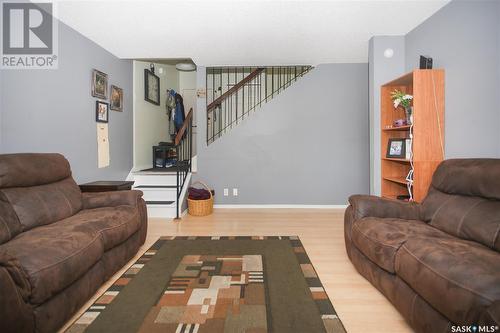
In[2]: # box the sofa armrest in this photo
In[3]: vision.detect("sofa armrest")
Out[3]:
[348,195,421,221]
[82,190,144,209]
[0,265,34,332]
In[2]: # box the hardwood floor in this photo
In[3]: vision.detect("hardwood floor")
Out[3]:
[60,209,412,333]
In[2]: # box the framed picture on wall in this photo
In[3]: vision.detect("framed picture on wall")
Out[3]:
[96,101,109,123]
[110,85,123,111]
[144,69,160,105]
[386,138,406,159]
[91,69,108,99]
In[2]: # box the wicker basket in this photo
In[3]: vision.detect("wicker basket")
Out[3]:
[187,181,214,216]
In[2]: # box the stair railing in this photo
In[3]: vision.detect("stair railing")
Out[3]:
[174,107,193,219]
[206,66,312,144]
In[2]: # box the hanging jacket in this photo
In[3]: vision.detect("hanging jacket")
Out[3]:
[174,93,186,132]
[166,90,176,120]
[167,90,176,137]
[169,109,176,137]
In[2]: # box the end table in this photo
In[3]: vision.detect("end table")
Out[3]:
[79,181,135,192]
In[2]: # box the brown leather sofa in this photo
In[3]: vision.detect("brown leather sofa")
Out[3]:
[0,153,147,333]
[345,159,500,332]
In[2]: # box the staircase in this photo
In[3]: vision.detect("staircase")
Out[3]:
[131,168,191,218]
[206,66,312,144]
[129,109,193,219]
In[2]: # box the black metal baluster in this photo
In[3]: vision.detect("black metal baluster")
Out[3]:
[247,67,250,117]
[235,68,238,126]
[233,67,236,127]
[189,118,192,172]
[258,72,261,108]
[279,67,282,93]
[272,67,274,98]
[241,67,245,121]
[175,145,180,220]
[212,68,215,143]
[248,68,251,115]
[252,70,255,111]
[218,105,222,139]
[265,68,268,102]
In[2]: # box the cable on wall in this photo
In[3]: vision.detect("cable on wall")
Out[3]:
[406,123,414,201]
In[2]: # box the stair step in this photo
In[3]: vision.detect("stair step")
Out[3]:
[140,188,177,202]
[146,200,175,205]
[135,185,178,189]
[132,174,177,186]
[140,164,190,173]
[147,205,177,218]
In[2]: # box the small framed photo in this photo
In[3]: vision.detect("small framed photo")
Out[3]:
[92,69,108,99]
[110,85,123,111]
[96,101,109,123]
[386,138,406,158]
[144,69,160,105]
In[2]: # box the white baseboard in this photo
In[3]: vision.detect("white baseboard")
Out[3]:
[213,204,348,209]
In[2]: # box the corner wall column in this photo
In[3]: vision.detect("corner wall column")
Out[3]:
[368,36,406,195]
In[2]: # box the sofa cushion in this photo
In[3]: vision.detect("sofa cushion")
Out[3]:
[0,223,104,305]
[0,153,72,188]
[351,217,450,273]
[0,177,83,232]
[0,204,140,305]
[422,187,500,252]
[58,206,141,251]
[430,159,500,200]
[395,237,500,324]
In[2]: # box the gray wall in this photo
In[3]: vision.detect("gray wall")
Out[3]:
[368,36,406,196]
[497,0,500,157]
[405,0,500,158]
[195,64,369,205]
[0,22,133,183]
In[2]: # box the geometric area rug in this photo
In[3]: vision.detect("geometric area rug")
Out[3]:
[66,236,346,333]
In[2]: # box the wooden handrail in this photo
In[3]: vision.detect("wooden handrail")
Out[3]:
[174,108,193,146]
[207,67,265,111]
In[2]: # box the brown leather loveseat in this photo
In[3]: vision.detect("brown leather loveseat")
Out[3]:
[345,159,500,332]
[0,153,147,333]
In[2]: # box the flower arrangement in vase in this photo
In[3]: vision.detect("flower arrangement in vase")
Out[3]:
[391,90,413,125]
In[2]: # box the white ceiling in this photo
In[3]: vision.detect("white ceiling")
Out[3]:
[54,0,449,66]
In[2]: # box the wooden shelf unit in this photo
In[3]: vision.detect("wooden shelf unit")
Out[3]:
[381,69,445,202]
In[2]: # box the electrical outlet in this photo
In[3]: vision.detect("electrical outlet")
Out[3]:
[233,188,238,196]
[223,188,229,196]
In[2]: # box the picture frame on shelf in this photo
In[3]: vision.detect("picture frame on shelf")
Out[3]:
[110,85,123,111]
[91,69,108,99]
[96,101,109,123]
[144,69,160,105]
[386,138,406,159]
